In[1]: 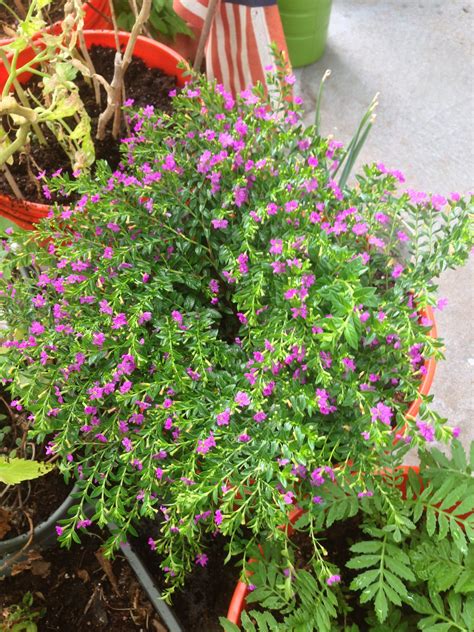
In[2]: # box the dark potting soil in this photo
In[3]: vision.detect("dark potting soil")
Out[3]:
[0,0,66,36]
[132,523,238,632]
[0,44,177,203]
[0,528,169,631]
[0,391,71,540]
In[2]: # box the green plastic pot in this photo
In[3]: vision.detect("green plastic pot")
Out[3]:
[278,0,332,68]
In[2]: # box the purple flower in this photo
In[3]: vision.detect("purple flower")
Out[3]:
[138,311,152,325]
[235,391,251,406]
[30,321,45,335]
[55,525,63,536]
[370,402,393,426]
[392,263,404,278]
[171,310,183,325]
[120,380,132,394]
[352,222,368,235]
[262,381,275,397]
[269,239,283,255]
[195,553,208,567]
[112,313,128,329]
[215,510,223,526]
[416,420,435,442]
[216,409,231,426]
[197,432,216,455]
[99,300,113,314]
[92,332,105,347]
[327,574,341,586]
[122,437,133,452]
[253,411,267,423]
[102,247,114,259]
[238,433,251,443]
[342,357,356,372]
[211,219,228,229]
[237,252,249,275]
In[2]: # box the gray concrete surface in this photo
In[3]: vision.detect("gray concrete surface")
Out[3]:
[295,0,473,457]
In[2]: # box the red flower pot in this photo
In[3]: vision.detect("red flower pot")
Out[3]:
[0,30,186,230]
[405,305,437,420]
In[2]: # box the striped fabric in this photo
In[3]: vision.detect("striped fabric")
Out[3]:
[173,0,290,94]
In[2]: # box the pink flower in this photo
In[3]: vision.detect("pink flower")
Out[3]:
[92,332,105,347]
[253,411,267,423]
[55,525,63,536]
[120,380,132,394]
[392,263,404,278]
[327,574,341,586]
[195,553,208,567]
[171,310,183,325]
[112,313,128,329]
[370,402,393,425]
[216,409,231,426]
[269,239,283,255]
[352,222,368,235]
[416,420,435,442]
[102,247,113,259]
[235,391,251,406]
[238,433,251,443]
[211,218,228,229]
[30,321,45,335]
[342,357,356,372]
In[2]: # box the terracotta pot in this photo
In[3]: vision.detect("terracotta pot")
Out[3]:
[405,305,437,420]
[0,29,186,230]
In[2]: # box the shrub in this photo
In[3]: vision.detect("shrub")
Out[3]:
[0,63,472,592]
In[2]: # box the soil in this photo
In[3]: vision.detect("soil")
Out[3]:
[0,392,71,541]
[0,0,67,36]
[133,523,238,632]
[0,44,177,203]
[0,528,169,631]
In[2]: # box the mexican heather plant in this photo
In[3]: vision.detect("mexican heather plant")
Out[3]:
[0,65,472,594]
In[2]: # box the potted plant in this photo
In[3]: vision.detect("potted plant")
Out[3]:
[277,0,333,67]
[0,61,471,601]
[0,0,111,44]
[0,0,186,228]
[223,439,474,631]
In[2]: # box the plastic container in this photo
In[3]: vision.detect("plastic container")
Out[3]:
[277,0,332,67]
[0,485,79,578]
[0,30,186,230]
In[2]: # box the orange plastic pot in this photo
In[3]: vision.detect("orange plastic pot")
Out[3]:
[0,30,186,230]
[405,305,437,420]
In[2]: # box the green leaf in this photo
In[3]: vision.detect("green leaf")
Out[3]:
[219,617,241,632]
[0,456,55,484]
[343,315,359,350]
[374,589,388,623]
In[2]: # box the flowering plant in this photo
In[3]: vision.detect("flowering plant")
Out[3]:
[0,63,472,598]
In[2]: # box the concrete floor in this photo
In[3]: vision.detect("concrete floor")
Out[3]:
[294,0,474,457]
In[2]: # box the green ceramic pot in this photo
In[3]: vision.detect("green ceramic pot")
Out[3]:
[278,0,333,68]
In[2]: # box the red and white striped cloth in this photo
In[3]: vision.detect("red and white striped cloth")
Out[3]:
[173,0,290,95]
